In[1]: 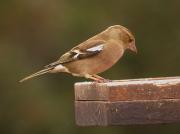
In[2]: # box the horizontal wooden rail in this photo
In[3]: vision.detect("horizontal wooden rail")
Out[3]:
[74,76,180,126]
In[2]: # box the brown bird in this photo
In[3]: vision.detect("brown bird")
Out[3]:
[20,25,137,82]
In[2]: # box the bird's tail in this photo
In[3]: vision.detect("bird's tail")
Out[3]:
[19,67,53,83]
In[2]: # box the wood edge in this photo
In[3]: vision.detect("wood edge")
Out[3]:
[74,76,180,86]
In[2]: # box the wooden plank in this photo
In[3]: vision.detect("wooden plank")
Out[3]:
[75,101,108,126]
[75,99,180,126]
[75,77,180,101]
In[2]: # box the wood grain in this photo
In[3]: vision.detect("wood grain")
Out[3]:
[75,77,180,101]
[74,76,180,126]
[75,99,180,126]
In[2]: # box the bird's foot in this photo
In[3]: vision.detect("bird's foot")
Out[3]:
[92,74,111,83]
[89,79,112,86]
[96,79,112,83]
[86,74,112,84]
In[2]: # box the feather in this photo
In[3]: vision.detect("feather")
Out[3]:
[19,67,53,82]
[86,44,104,52]
[45,43,104,67]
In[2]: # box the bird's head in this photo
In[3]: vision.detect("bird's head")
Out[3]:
[106,25,137,53]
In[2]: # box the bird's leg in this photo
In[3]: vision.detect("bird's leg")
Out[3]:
[84,74,100,81]
[84,74,106,83]
[85,74,109,83]
[92,74,105,80]
[72,73,99,82]
[92,74,112,82]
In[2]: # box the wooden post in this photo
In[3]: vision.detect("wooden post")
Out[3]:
[74,76,180,126]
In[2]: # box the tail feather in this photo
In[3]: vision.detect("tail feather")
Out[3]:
[44,61,60,68]
[19,67,53,83]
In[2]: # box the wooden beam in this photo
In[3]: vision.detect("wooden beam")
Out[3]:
[75,100,180,126]
[74,77,180,126]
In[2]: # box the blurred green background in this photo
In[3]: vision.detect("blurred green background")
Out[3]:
[1,0,180,134]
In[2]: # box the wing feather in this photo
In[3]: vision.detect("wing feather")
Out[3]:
[45,40,105,68]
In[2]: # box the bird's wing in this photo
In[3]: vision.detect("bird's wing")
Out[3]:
[45,40,106,68]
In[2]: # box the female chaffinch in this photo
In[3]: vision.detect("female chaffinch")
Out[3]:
[20,25,137,82]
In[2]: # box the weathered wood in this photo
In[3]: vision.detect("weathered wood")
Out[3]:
[75,77,180,101]
[74,76,180,126]
[75,99,180,126]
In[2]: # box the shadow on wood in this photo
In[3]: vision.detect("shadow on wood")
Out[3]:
[74,76,180,126]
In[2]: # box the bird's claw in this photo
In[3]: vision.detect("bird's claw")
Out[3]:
[90,79,112,84]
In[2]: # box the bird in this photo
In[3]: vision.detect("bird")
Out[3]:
[19,25,137,83]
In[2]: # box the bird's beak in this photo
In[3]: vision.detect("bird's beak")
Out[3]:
[129,41,137,53]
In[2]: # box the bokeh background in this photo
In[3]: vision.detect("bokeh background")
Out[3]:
[1,0,180,134]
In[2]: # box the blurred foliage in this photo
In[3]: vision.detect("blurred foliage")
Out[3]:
[0,0,180,134]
